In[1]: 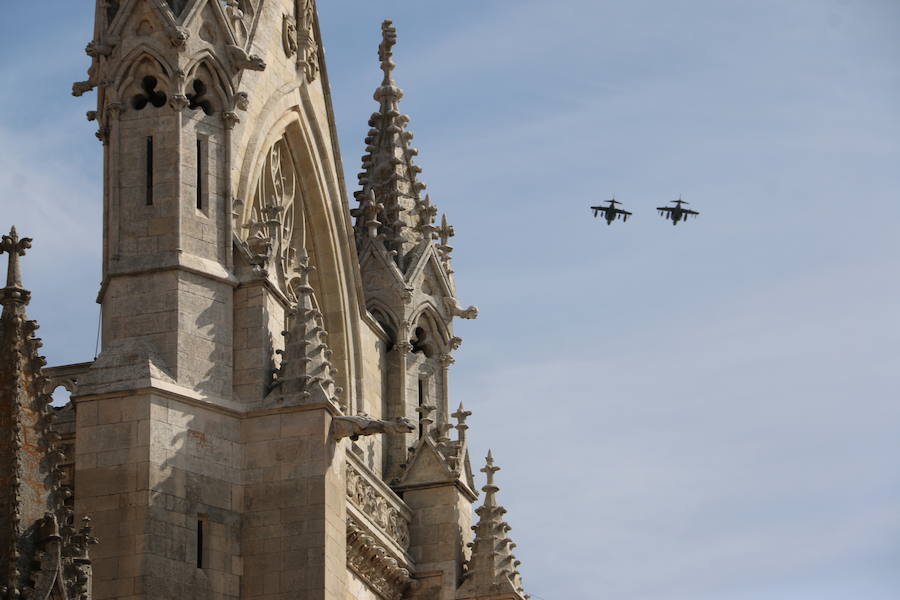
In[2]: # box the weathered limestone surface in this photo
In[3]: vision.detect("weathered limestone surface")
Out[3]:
[0,2,532,600]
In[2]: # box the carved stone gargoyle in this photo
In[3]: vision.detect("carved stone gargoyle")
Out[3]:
[332,414,415,441]
[227,45,266,71]
[444,297,478,320]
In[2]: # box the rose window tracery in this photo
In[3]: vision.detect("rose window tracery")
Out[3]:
[243,136,305,302]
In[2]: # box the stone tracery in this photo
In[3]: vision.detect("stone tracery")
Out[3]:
[242,136,305,301]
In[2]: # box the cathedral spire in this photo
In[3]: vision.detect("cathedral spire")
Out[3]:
[0,228,96,600]
[352,20,436,268]
[457,452,528,600]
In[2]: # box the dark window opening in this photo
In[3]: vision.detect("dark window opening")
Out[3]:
[411,327,431,356]
[145,136,153,206]
[196,518,204,568]
[418,379,425,438]
[196,138,204,210]
[371,310,396,352]
[106,0,120,24]
[187,79,214,116]
[132,76,167,110]
[166,0,190,17]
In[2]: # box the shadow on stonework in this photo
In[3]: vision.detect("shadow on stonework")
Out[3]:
[191,294,233,401]
[152,406,241,600]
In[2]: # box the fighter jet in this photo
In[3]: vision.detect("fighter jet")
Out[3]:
[657,197,699,225]
[590,197,632,225]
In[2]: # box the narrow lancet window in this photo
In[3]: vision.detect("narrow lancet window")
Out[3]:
[145,136,153,206]
[196,137,204,210]
[418,379,425,438]
[196,518,204,568]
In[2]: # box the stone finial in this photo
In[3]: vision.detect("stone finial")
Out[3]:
[358,188,384,238]
[417,194,438,238]
[0,226,33,306]
[294,247,315,294]
[452,402,472,444]
[416,403,436,433]
[482,450,499,493]
[435,422,453,448]
[437,214,454,249]
[377,20,400,99]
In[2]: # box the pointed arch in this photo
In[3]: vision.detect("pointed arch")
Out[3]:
[407,243,455,302]
[111,46,175,106]
[408,301,451,352]
[182,0,239,46]
[184,53,235,115]
[236,97,365,411]
[107,0,178,40]
[366,298,399,345]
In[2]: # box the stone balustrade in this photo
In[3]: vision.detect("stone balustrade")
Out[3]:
[345,451,412,551]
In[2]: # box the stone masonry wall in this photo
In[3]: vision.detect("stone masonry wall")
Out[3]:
[75,392,242,600]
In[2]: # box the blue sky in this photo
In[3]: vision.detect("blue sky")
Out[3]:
[2,1,899,598]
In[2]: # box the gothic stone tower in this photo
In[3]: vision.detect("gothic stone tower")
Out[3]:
[2,2,531,600]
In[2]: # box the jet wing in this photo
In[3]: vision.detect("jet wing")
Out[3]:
[656,207,673,213]
[684,209,699,215]
[590,206,602,217]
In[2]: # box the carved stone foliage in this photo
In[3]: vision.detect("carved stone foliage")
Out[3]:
[241,136,303,301]
[347,518,413,600]
[296,0,319,82]
[346,461,410,549]
[275,2,320,79]
[283,14,299,58]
